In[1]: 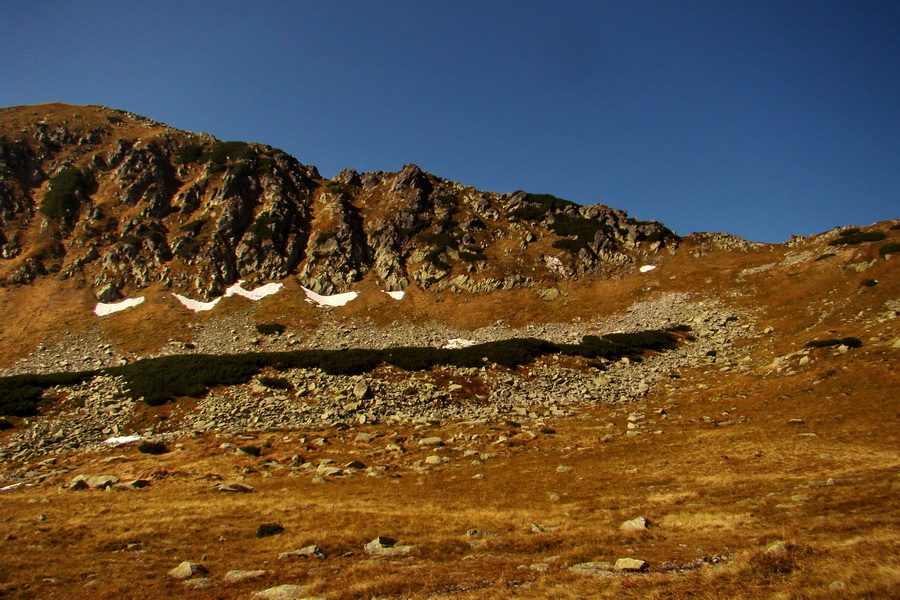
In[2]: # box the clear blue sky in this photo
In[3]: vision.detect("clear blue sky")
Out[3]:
[2,1,898,242]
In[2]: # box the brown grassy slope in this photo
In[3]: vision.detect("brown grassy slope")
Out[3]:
[0,224,897,599]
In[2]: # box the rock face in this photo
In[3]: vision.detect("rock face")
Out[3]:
[0,103,678,300]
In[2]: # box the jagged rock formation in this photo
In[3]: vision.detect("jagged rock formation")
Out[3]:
[0,103,678,300]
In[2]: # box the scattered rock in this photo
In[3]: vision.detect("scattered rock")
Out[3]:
[251,584,313,600]
[570,561,616,577]
[364,536,414,556]
[223,569,268,583]
[216,483,254,493]
[168,561,208,580]
[182,578,213,590]
[67,475,120,490]
[279,545,326,560]
[619,516,648,531]
[615,557,648,572]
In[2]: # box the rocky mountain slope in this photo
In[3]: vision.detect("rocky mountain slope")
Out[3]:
[0,103,675,302]
[0,103,897,600]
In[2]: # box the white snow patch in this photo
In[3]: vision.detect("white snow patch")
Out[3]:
[94,297,145,316]
[224,281,284,301]
[383,290,405,300]
[174,294,222,312]
[103,435,142,446]
[302,286,358,307]
[639,265,657,273]
[443,338,476,349]
[0,482,32,492]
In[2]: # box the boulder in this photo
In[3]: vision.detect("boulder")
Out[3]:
[168,561,208,580]
[251,584,314,600]
[223,569,268,583]
[614,557,648,572]
[279,545,326,560]
[619,516,648,531]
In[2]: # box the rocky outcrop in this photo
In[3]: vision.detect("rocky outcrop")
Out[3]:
[0,103,679,298]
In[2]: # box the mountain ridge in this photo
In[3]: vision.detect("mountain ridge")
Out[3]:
[0,103,676,302]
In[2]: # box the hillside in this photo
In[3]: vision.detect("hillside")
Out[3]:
[0,103,897,600]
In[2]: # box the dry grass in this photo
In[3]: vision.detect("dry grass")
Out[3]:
[0,213,898,597]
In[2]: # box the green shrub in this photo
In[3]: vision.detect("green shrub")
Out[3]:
[459,250,487,262]
[256,523,284,538]
[804,337,862,349]
[199,141,257,165]
[828,231,887,246]
[106,116,123,124]
[256,323,286,335]
[239,445,261,457]
[860,278,878,287]
[552,238,586,253]
[0,371,98,416]
[41,167,86,222]
[815,253,836,261]
[178,218,207,235]
[246,214,277,241]
[137,441,169,455]
[419,232,459,249]
[879,243,900,257]
[72,329,684,407]
[891,224,900,230]
[0,418,12,430]
[173,144,202,165]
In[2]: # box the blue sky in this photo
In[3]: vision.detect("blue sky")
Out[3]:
[2,1,898,242]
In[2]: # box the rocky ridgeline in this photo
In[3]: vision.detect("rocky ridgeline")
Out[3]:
[0,104,676,302]
[0,295,754,463]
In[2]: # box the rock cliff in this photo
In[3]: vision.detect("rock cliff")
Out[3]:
[0,103,678,300]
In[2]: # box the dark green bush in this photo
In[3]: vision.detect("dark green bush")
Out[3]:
[0,370,98,416]
[860,278,878,287]
[173,144,202,165]
[239,445,261,457]
[62,329,684,407]
[459,250,487,262]
[509,193,576,221]
[805,337,862,349]
[879,243,900,257]
[41,167,86,222]
[137,441,169,455]
[256,523,284,538]
[199,141,257,165]
[106,116,123,124]
[419,232,459,249]
[0,418,12,430]
[828,231,887,246]
[256,323,286,335]
[246,214,277,240]
[815,253,836,261]
[552,238,587,253]
[891,224,900,230]
[178,218,207,235]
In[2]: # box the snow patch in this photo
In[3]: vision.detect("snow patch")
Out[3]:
[94,297,145,316]
[443,338,476,349]
[383,290,405,300]
[174,294,222,312]
[639,265,657,273]
[302,286,359,307]
[0,482,32,492]
[224,281,284,301]
[103,435,142,446]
